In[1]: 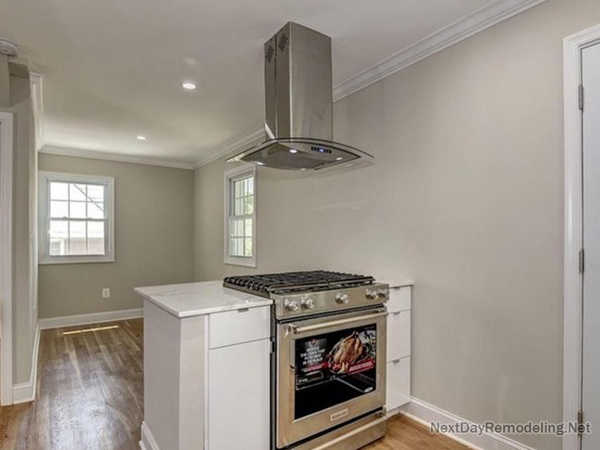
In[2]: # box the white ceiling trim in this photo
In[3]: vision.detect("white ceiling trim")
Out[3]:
[332,0,547,100]
[196,0,547,169]
[194,129,265,169]
[41,145,196,170]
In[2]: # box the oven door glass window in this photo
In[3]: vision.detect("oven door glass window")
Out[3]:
[294,324,377,419]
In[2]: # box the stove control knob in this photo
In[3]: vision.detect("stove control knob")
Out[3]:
[285,299,300,312]
[365,289,377,300]
[335,293,349,304]
[377,288,389,300]
[301,296,315,309]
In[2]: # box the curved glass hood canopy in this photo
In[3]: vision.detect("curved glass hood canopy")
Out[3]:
[228,22,374,171]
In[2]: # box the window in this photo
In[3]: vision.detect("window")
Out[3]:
[39,171,115,264]
[224,166,256,267]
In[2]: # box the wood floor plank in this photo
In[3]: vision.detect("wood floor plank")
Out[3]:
[0,318,467,450]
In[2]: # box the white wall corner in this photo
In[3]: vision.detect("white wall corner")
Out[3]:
[12,323,40,404]
[39,308,143,330]
[399,397,537,450]
[193,0,547,169]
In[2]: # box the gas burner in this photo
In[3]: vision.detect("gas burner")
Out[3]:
[224,270,374,297]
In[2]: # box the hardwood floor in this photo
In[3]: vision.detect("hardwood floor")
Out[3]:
[0,320,143,450]
[0,319,467,450]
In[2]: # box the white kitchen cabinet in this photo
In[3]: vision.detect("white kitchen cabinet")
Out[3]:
[209,306,270,348]
[208,339,270,450]
[138,286,273,450]
[386,357,410,410]
[382,283,413,414]
[387,310,410,361]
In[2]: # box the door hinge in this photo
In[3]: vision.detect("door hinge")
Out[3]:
[579,84,585,111]
[579,249,585,274]
[577,410,584,436]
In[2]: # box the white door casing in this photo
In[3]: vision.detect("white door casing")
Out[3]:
[581,41,600,450]
[563,23,600,450]
[0,111,14,405]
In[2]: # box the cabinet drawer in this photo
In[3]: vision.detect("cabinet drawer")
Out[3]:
[209,306,270,349]
[387,310,410,361]
[386,357,410,410]
[209,339,270,450]
[387,286,411,312]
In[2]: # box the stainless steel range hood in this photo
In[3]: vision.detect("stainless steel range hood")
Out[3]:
[228,22,373,171]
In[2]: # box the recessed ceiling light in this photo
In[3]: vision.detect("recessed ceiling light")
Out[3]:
[256,161,265,166]
[182,81,197,91]
[335,156,343,161]
[289,148,298,154]
[136,135,147,141]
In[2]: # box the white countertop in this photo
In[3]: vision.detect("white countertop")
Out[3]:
[134,280,272,318]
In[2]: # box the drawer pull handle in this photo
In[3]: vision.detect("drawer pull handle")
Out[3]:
[392,359,401,364]
[237,307,250,312]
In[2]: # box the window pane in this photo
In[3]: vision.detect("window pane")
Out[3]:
[234,197,244,216]
[69,183,87,201]
[230,237,243,257]
[245,218,252,237]
[70,201,86,218]
[50,200,68,218]
[247,177,254,195]
[229,218,243,237]
[69,221,87,255]
[87,185,104,202]
[50,182,68,200]
[245,196,254,215]
[244,238,253,257]
[49,220,68,256]
[87,221,105,255]
[88,202,105,219]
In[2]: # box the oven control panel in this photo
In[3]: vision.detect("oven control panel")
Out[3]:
[273,283,389,319]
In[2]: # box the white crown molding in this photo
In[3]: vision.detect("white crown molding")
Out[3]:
[195,0,547,169]
[39,308,143,330]
[194,129,265,169]
[333,0,547,101]
[41,145,196,170]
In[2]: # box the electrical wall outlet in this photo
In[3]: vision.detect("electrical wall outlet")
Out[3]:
[102,288,111,299]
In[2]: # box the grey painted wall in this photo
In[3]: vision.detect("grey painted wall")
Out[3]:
[38,154,194,318]
[193,1,600,448]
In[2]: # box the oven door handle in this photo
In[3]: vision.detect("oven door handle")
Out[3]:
[289,311,388,335]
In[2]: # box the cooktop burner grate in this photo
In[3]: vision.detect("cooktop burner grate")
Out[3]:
[223,270,374,297]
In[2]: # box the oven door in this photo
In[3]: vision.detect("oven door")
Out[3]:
[276,307,387,448]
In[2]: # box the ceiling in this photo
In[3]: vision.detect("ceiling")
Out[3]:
[1,0,493,165]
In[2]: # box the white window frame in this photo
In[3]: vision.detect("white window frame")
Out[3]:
[224,165,256,267]
[38,171,115,264]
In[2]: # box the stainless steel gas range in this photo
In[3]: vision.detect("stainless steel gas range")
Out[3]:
[224,271,389,450]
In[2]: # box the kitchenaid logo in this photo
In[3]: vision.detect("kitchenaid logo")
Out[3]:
[430,420,591,436]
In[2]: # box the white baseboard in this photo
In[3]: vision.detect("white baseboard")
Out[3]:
[399,397,536,450]
[12,323,40,404]
[39,308,143,330]
[140,421,160,450]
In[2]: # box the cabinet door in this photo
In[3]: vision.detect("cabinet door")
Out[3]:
[386,357,410,410]
[387,311,410,361]
[208,339,270,450]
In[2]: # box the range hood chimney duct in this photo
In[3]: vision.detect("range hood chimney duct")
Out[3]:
[229,22,373,171]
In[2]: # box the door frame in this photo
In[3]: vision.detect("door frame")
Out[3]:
[563,24,600,450]
[0,111,14,405]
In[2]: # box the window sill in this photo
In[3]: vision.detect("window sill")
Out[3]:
[224,256,256,268]
[39,255,115,265]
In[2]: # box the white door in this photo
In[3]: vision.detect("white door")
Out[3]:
[582,42,600,450]
[208,339,270,450]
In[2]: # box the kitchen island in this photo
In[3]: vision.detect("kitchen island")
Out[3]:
[135,281,273,450]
